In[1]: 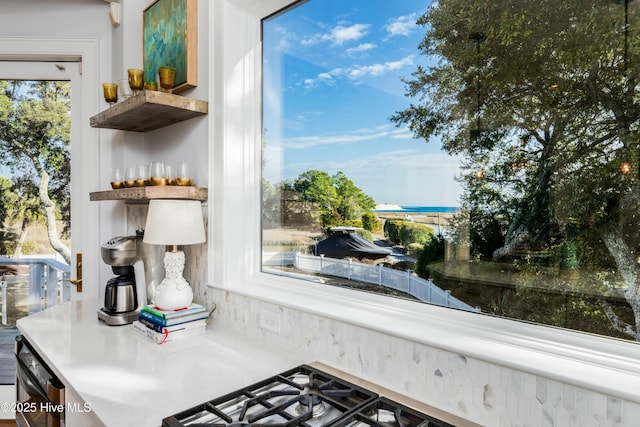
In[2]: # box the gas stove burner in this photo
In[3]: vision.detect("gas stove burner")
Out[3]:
[295,392,328,418]
[161,365,457,427]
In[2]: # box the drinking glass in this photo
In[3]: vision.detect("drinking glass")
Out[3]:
[175,162,193,186]
[102,83,118,107]
[135,164,147,187]
[149,161,167,185]
[158,66,176,93]
[165,164,175,185]
[127,69,144,95]
[111,168,123,189]
[124,166,136,188]
[118,79,133,99]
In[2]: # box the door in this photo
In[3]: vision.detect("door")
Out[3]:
[0,55,102,298]
[0,59,95,417]
[0,59,80,287]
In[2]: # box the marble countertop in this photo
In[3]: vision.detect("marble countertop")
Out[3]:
[17,300,307,427]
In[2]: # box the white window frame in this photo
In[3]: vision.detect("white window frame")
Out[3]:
[208,0,640,402]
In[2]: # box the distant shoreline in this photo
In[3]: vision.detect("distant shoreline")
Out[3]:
[375,210,456,227]
[374,205,459,214]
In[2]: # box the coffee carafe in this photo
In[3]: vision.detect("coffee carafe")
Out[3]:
[97,234,147,326]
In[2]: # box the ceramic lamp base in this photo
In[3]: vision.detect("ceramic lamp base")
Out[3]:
[152,250,193,311]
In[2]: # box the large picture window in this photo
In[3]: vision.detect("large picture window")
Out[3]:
[261,0,640,342]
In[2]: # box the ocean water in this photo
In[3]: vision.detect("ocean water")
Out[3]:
[374,206,459,214]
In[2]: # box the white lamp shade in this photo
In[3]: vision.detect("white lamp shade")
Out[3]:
[143,199,206,246]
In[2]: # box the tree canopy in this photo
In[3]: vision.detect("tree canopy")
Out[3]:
[392,0,640,339]
[263,169,376,230]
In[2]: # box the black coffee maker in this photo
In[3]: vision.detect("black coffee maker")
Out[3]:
[97,234,147,326]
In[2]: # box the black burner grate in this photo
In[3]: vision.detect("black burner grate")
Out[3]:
[328,396,456,427]
[162,365,455,427]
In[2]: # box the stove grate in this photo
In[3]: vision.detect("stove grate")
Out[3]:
[162,366,455,427]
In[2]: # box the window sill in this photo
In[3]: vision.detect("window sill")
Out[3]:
[210,271,640,402]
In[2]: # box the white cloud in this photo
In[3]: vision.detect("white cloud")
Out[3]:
[322,23,370,45]
[390,128,414,139]
[301,35,321,47]
[345,43,377,55]
[348,55,414,79]
[278,124,390,149]
[282,130,390,149]
[301,55,414,90]
[384,13,419,38]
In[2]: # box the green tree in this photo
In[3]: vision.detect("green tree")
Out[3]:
[0,80,71,263]
[384,218,435,247]
[416,233,446,279]
[7,182,46,258]
[392,0,640,339]
[281,170,376,228]
[0,177,19,254]
[362,212,383,234]
[293,170,338,213]
[333,171,376,221]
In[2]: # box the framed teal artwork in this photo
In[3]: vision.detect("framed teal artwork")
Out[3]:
[143,0,197,94]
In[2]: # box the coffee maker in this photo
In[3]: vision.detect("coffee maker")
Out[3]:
[97,233,148,326]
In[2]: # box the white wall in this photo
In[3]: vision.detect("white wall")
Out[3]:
[0,0,110,38]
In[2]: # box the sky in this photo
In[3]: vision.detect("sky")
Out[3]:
[262,0,462,207]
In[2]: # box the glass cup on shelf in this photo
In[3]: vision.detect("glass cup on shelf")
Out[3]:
[165,163,175,185]
[111,168,124,189]
[118,79,133,99]
[135,164,147,187]
[102,83,118,107]
[148,161,167,186]
[127,69,144,95]
[124,166,136,188]
[175,162,193,186]
[158,66,176,93]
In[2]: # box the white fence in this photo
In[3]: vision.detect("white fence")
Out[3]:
[264,252,479,313]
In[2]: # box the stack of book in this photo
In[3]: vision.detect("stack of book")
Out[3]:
[132,303,209,344]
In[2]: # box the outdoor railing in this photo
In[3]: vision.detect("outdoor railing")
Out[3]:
[0,257,71,326]
[263,251,480,313]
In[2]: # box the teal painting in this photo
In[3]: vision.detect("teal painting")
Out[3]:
[143,0,197,94]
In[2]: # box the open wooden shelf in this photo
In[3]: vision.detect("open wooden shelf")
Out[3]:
[90,90,208,132]
[89,186,208,202]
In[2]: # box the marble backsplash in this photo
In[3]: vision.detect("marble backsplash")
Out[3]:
[207,287,640,427]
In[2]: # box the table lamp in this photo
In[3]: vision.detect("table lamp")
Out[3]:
[143,199,206,310]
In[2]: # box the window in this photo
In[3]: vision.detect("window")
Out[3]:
[261,0,640,343]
